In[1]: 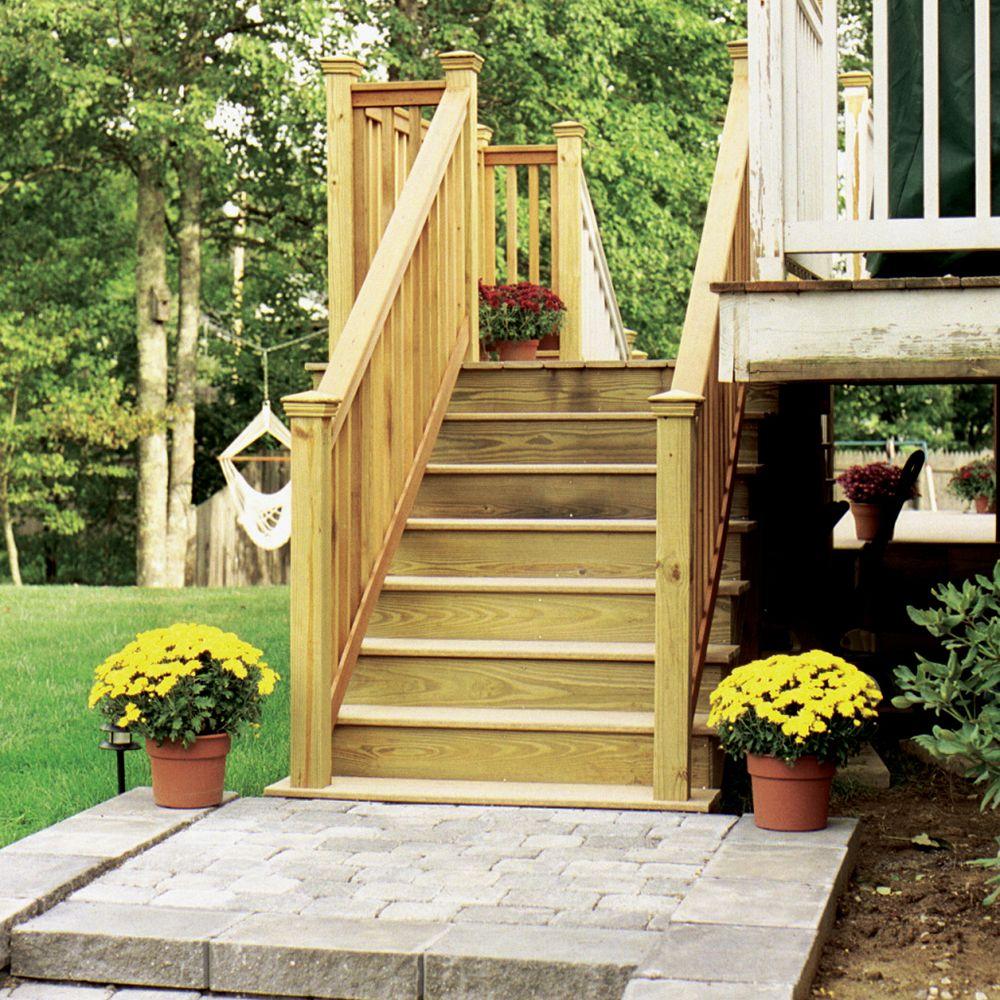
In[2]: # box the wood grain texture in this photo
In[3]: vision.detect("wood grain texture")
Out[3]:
[449,365,673,412]
[413,468,657,519]
[432,415,656,464]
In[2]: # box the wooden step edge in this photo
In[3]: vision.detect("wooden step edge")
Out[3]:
[736,463,764,476]
[360,637,740,666]
[337,704,658,734]
[424,463,657,475]
[265,776,719,813]
[460,360,675,370]
[728,519,758,534]
[718,579,751,597]
[405,517,655,533]
[382,575,655,595]
[443,411,656,422]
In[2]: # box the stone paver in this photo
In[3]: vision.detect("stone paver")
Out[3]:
[0,789,229,969]
[8,798,858,1000]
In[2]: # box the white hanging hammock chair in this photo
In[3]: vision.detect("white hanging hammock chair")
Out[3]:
[218,401,292,550]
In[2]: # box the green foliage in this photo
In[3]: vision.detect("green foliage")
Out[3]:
[894,563,1000,903]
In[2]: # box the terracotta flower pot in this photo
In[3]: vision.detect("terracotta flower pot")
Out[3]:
[746,753,835,831]
[494,338,539,361]
[849,501,882,541]
[538,333,560,352]
[146,733,231,809]
[974,495,996,514]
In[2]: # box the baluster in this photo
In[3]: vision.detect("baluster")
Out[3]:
[528,165,540,283]
[505,165,519,282]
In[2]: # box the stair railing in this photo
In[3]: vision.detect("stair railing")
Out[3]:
[282,52,481,790]
[476,121,627,361]
[649,41,750,802]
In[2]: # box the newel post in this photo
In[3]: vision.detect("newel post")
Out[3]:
[553,121,585,361]
[440,51,484,361]
[649,389,702,802]
[319,57,364,359]
[283,391,340,789]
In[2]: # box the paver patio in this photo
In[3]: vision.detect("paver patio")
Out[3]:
[2,791,858,999]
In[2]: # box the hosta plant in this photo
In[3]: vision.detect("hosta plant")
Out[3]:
[89,623,280,747]
[893,562,1000,902]
[478,280,565,344]
[709,651,881,766]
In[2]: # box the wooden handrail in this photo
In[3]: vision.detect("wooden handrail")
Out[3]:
[649,40,749,803]
[283,52,482,790]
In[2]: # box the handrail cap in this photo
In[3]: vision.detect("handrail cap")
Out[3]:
[839,70,873,89]
[648,388,705,416]
[477,124,494,147]
[282,390,342,419]
[553,121,586,140]
[319,56,364,77]
[439,50,484,74]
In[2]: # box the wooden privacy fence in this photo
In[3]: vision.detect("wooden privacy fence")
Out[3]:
[751,0,1000,279]
[283,52,481,790]
[650,42,750,802]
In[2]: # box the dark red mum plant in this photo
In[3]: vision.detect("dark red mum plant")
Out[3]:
[837,462,918,504]
[479,281,565,344]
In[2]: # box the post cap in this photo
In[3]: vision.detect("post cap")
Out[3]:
[648,388,704,416]
[319,57,364,78]
[439,51,484,74]
[477,124,494,148]
[282,390,342,419]
[727,39,748,62]
[839,70,873,89]
[553,121,586,140]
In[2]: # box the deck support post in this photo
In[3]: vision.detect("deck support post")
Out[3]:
[284,393,340,789]
[440,51,483,361]
[319,57,364,359]
[553,121,585,361]
[651,390,702,803]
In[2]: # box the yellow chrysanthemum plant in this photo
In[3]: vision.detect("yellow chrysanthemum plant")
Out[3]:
[708,650,881,766]
[89,623,280,748]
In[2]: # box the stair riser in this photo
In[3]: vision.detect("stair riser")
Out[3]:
[333,725,717,788]
[348,655,655,711]
[451,367,673,412]
[392,528,656,578]
[433,419,656,464]
[413,471,656,519]
[370,590,742,644]
[370,590,656,642]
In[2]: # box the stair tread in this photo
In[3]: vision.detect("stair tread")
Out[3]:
[266,776,718,813]
[444,411,656,421]
[360,636,740,665]
[407,517,655,532]
[425,463,656,475]
[383,574,749,596]
[338,703,712,735]
[460,360,675,370]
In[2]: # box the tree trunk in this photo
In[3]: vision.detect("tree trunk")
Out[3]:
[135,157,171,587]
[1,485,22,587]
[166,153,202,587]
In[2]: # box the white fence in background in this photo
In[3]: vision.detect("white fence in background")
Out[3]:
[750,0,1000,279]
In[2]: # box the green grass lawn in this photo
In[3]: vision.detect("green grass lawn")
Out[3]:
[0,585,290,848]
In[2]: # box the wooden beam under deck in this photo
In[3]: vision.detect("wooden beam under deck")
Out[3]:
[715,279,1000,383]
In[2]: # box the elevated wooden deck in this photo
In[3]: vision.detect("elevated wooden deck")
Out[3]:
[714,277,1000,383]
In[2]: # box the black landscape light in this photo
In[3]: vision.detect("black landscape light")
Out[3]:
[100,723,142,795]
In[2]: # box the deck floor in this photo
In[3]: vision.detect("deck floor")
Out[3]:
[2,790,857,999]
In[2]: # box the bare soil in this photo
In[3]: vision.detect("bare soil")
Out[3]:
[811,755,1000,1000]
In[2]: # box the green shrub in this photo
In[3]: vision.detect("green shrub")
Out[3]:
[893,562,1000,903]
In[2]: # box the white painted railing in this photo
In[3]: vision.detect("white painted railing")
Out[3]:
[750,0,999,279]
[579,175,629,359]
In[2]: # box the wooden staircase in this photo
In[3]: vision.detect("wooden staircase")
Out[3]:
[270,361,764,811]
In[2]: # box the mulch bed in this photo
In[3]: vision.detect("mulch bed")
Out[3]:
[811,752,1000,1000]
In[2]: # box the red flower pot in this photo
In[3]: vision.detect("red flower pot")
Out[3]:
[747,753,835,831]
[974,495,995,514]
[538,333,560,352]
[849,502,882,541]
[146,733,231,808]
[495,338,539,361]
